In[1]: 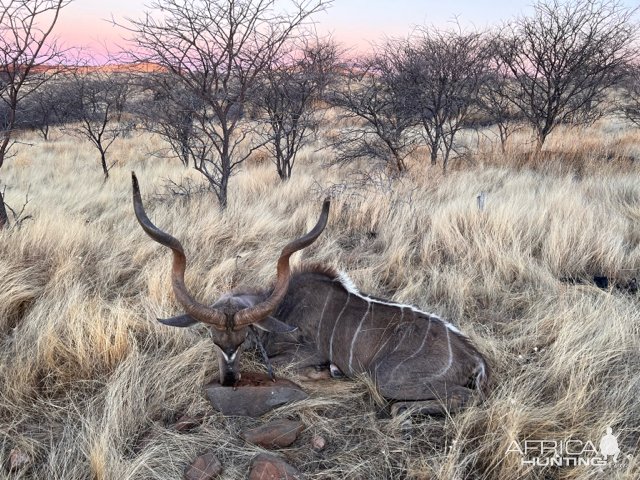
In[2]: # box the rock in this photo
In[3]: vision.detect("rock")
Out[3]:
[184,451,222,480]
[7,448,30,472]
[205,372,308,417]
[248,453,302,480]
[242,419,304,449]
[310,435,326,452]
[174,414,203,432]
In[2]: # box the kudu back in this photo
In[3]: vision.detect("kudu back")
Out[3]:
[133,173,489,413]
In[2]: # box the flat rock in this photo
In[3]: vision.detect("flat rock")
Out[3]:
[184,451,222,480]
[248,453,302,480]
[205,372,308,417]
[242,419,304,449]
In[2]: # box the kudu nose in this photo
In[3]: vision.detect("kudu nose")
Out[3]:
[221,370,238,387]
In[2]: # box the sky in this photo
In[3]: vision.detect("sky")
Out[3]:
[53,0,638,56]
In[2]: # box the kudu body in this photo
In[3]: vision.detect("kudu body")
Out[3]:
[132,173,489,413]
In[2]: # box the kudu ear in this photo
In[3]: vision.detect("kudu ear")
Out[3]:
[157,314,199,328]
[254,316,298,333]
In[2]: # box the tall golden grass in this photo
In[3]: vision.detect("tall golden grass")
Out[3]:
[0,121,638,479]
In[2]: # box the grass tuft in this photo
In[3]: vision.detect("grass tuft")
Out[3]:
[0,124,638,478]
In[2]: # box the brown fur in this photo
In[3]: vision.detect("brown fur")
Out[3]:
[258,264,490,411]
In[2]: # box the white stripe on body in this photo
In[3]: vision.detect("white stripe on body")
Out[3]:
[335,271,464,336]
[348,301,371,374]
[329,294,350,363]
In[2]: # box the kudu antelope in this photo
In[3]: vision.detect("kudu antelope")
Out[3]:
[132,173,489,414]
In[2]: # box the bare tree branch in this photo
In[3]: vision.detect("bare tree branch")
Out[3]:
[256,36,340,180]
[493,0,637,151]
[0,0,70,228]
[330,42,419,172]
[617,63,640,128]
[402,27,490,171]
[120,0,331,208]
[63,65,133,180]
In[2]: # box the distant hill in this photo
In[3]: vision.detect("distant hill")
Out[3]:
[14,62,166,75]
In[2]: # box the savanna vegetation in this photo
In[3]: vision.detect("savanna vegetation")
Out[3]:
[1,0,640,479]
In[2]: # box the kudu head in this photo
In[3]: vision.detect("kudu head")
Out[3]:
[131,172,330,386]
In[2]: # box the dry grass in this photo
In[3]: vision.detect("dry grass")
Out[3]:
[0,121,639,479]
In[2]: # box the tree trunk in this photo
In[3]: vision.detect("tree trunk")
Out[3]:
[181,139,190,168]
[1,129,10,229]
[430,129,440,166]
[442,130,459,173]
[276,159,285,180]
[283,159,292,181]
[499,124,507,154]
[100,149,109,180]
[217,149,231,210]
[442,143,452,173]
[392,151,405,172]
[430,147,438,166]
[219,175,228,209]
[0,189,8,229]
[275,142,287,180]
[534,129,546,154]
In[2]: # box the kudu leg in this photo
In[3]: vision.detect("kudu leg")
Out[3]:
[391,400,446,417]
[390,385,475,417]
[267,345,333,380]
[250,326,275,380]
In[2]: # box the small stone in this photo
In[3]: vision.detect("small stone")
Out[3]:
[205,372,308,417]
[7,448,30,472]
[184,451,222,480]
[310,435,326,452]
[248,453,302,480]
[242,419,304,449]
[175,414,203,432]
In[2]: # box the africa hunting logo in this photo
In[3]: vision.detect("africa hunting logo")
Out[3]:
[506,426,626,467]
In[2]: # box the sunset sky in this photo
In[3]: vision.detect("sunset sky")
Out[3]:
[54,0,639,56]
